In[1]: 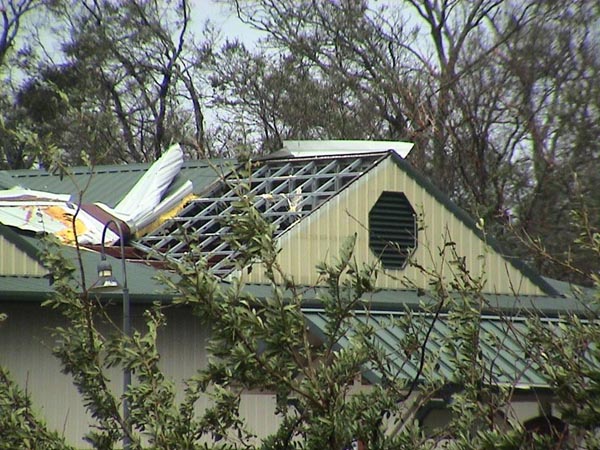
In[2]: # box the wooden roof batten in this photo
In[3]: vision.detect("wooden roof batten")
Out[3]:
[132,152,390,277]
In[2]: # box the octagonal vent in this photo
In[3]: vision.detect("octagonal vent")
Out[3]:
[369,191,417,269]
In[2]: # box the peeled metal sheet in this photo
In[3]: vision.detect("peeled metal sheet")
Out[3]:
[0,200,118,244]
[0,144,188,246]
[114,144,184,225]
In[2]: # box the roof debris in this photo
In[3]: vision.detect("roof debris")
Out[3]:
[282,140,413,158]
[0,145,192,246]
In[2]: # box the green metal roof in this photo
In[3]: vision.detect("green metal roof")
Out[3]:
[7,159,231,207]
[235,280,589,317]
[0,147,587,314]
[356,288,589,316]
[1,150,563,298]
[0,171,15,189]
[304,309,551,387]
[0,276,54,299]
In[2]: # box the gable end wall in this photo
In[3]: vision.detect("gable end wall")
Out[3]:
[0,234,46,276]
[245,158,544,296]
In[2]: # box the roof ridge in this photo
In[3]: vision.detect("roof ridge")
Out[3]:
[9,158,227,179]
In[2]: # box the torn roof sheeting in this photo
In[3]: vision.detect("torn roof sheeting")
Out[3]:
[0,144,193,246]
[0,188,120,244]
[112,144,190,228]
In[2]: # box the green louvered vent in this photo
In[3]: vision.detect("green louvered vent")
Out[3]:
[369,191,417,269]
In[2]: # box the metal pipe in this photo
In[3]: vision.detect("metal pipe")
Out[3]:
[98,220,131,449]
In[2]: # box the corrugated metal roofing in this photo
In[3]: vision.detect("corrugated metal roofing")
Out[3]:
[0,276,52,298]
[294,286,585,316]
[304,309,551,387]
[1,146,557,296]
[8,160,230,207]
[0,171,15,189]
[0,144,566,298]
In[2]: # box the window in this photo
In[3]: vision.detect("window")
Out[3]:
[369,191,417,269]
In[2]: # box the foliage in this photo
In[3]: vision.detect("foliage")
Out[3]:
[160,189,423,449]
[1,0,599,279]
[219,0,600,281]
[0,351,70,450]
[0,1,599,440]
[0,168,598,448]
[524,215,600,448]
[36,234,242,449]
[1,0,208,167]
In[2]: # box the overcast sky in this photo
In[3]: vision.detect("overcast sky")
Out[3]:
[192,0,263,46]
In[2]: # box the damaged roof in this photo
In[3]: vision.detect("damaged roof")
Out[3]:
[0,141,560,296]
[134,151,391,276]
[0,140,592,391]
[8,158,230,208]
[0,146,231,247]
[0,223,169,301]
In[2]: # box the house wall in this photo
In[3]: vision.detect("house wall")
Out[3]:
[420,398,563,443]
[0,301,560,446]
[0,235,46,276]
[245,158,544,296]
[0,302,280,447]
[0,302,92,446]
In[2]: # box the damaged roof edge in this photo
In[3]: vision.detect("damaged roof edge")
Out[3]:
[0,223,43,262]
[0,145,194,247]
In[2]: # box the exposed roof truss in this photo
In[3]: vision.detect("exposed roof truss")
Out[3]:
[133,153,386,277]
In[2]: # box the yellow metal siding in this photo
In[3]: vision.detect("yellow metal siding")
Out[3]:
[0,235,46,276]
[240,393,281,439]
[0,303,95,444]
[247,159,543,296]
[158,308,281,439]
[0,303,281,447]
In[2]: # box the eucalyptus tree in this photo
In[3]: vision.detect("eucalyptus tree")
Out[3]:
[207,41,396,154]
[9,0,210,166]
[210,0,428,152]
[0,0,60,169]
[0,0,49,66]
[213,0,523,219]
[495,0,600,280]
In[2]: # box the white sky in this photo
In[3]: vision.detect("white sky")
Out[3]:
[191,0,264,46]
